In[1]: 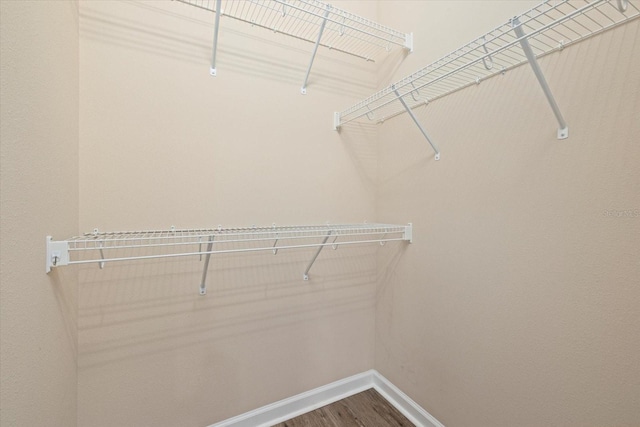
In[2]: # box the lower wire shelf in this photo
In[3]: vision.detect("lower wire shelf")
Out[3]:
[46,223,412,295]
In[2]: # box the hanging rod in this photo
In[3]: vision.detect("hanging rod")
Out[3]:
[335,0,639,130]
[176,0,413,92]
[46,223,413,295]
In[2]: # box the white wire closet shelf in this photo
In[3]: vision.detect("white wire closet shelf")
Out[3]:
[335,0,639,157]
[46,223,413,295]
[175,0,412,93]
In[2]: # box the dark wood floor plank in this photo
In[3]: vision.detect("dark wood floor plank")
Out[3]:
[320,398,364,427]
[343,390,412,426]
[272,388,414,427]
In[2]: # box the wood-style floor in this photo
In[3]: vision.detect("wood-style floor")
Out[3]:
[271,388,415,427]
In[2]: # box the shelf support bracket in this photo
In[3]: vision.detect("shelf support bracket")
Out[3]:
[301,4,331,94]
[46,237,69,273]
[210,0,222,76]
[393,85,440,160]
[511,17,568,139]
[303,230,332,280]
[199,235,215,295]
[404,223,413,243]
[404,33,414,52]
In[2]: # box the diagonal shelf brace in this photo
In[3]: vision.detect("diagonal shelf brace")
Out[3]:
[301,4,331,95]
[210,0,222,76]
[512,17,568,139]
[199,235,215,295]
[393,85,440,160]
[98,242,105,269]
[303,230,332,280]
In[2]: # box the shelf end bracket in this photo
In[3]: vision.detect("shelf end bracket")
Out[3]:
[333,112,341,130]
[404,32,414,53]
[393,85,440,160]
[512,17,568,140]
[46,236,69,273]
[404,223,413,244]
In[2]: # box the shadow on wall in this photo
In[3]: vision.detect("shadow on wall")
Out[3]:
[338,121,378,191]
[76,243,401,371]
[79,0,377,99]
[376,47,412,88]
[50,267,79,359]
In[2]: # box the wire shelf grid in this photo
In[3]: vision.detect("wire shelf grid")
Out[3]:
[336,0,639,126]
[176,0,411,61]
[49,223,411,268]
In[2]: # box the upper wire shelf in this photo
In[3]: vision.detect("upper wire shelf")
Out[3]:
[177,0,412,62]
[46,223,412,294]
[176,0,412,93]
[335,0,639,127]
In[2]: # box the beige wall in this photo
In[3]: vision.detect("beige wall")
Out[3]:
[375,2,640,426]
[77,1,379,425]
[0,1,79,426]
[78,0,379,231]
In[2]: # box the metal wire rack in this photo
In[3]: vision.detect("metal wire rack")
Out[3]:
[46,223,412,294]
[335,0,639,149]
[175,0,412,92]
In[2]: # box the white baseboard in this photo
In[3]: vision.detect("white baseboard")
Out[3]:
[371,371,445,427]
[208,369,444,427]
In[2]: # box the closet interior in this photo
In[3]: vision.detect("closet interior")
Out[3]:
[3,0,637,425]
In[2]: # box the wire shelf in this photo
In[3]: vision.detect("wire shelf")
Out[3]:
[336,0,639,127]
[46,223,412,292]
[176,0,412,62]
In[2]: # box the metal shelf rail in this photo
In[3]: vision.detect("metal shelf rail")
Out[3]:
[176,0,413,93]
[46,223,413,295]
[334,0,639,159]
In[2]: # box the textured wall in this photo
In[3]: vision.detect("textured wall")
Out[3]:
[0,1,79,426]
[77,1,379,425]
[375,2,640,426]
[4,1,638,426]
